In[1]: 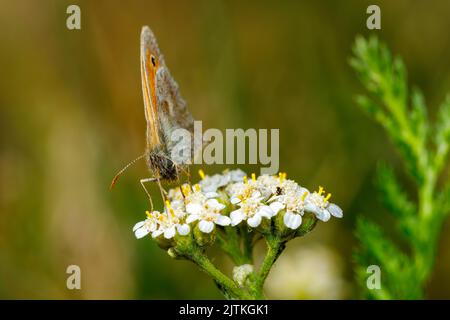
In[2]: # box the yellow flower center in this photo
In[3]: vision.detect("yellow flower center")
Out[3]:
[318,186,324,196]
[165,200,175,217]
[278,172,287,183]
[301,191,308,201]
[181,184,192,197]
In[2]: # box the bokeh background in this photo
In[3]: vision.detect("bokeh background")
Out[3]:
[1,0,450,299]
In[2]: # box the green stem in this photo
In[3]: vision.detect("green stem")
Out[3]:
[413,159,437,283]
[418,169,436,219]
[254,236,285,297]
[240,225,254,263]
[216,231,247,265]
[189,249,250,299]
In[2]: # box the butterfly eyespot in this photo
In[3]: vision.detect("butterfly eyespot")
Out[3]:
[151,55,156,67]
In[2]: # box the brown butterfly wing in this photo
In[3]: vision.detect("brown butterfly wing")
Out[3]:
[141,26,163,153]
[141,27,195,160]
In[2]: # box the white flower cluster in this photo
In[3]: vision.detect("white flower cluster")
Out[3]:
[133,170,343,239]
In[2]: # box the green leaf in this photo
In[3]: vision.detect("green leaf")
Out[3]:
[355,95,390,127]
[437,182,450,218]
[354,218,421,298]
[434,95,450,172]
[410,88,428,144]
[376,164,416,218]
[355,218,410,276]
[376,164,422,245]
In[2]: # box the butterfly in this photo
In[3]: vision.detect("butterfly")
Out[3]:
[111,26,199,208]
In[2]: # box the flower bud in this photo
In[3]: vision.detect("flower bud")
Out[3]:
[154,235,174,250]
[256,216,272,235]
[171,232,195,257]
[274,210,296,239]
[295,212,318,237]
[194,224,216,247]
[232,264,254,287]
[167,247,179,259]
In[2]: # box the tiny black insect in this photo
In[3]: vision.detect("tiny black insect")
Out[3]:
[276,186,282,196]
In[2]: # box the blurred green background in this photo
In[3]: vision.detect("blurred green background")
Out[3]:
[1,0,449,299]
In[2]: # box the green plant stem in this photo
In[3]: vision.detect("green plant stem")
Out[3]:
[418,170,436,219]
[215,226,254,265]
[254,235,285,297]
[240,225,254,263]
[216,231,247,265]
[189,249,251,299]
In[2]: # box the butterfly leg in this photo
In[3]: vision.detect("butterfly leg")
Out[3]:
[140,177,157,211]
[186,166,191,185]
[156,178,168,203]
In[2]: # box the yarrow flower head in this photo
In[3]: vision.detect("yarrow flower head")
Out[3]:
[305,186,343,222]
[228,196,273,230]
[262,173,311,229]
[133,201,190,240]
[198,169,246,193]
[186,198,231,233]
[227,173,261,204]
[270,188,309,230]
[132,170,343,241]
[133,210,159,239]
[130,169,344,300]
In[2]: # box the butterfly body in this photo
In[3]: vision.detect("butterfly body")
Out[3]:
[147,150,178,181]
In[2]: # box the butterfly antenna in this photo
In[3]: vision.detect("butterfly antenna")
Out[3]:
[110,153,148,190]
